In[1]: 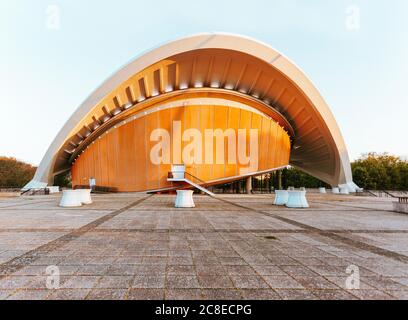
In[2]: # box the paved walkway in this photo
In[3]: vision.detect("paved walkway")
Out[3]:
[0,193,407,300]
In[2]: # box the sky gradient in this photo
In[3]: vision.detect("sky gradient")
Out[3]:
[1,0,407,166]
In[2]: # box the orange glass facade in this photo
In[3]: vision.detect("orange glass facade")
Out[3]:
[71,104,291,192]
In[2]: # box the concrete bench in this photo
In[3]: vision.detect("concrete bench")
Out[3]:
[175,190,195,208]
[274,190,289,206]
[286,190,309,208]
[319,187,327,194]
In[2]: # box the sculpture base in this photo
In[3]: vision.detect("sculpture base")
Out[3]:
[274,190,289,206]
[175,190,195,208]
[59,190,82,207]
[286,190,309,208]
[77,189,93,204]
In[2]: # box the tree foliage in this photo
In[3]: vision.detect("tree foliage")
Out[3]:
[54,171,72,188]
[351,153,408,190]
[279,153,408,190]
[0,157,36,188]
[281,167,330,189]
[0,152,407,191]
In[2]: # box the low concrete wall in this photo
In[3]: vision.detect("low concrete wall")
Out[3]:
[393,202,408,214]
[0,192,20,198]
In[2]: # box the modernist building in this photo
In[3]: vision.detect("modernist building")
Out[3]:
[25,33,358,193]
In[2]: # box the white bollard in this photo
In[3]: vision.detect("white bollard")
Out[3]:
[339,187,350,195]
[175,190,195,208]
[59,190,82,207]
[286,190,309,208]
[274,190,289,206]
[77,189,93,204]
[47,186,60,194]
[319,187,327,194]
[332,187,340,194]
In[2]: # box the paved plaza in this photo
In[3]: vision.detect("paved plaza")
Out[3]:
[0,192,408,300]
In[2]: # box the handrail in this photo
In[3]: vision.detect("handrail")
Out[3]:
[183,172,215,196]
[381,190,398,198]
[366,190,378,197]
[20,188,49,196]
[365,190,408,198]
[168,170,214,195]
[20,188,32,196]
[184,172,207,186]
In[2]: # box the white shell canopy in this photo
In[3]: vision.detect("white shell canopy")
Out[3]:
[24,33,358,192]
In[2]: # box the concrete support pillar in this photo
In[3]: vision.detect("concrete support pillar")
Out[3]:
[246,177,252,194]
[277,171,282,190]
[236,181,241,194]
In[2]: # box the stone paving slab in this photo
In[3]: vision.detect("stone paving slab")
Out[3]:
[0,193,407,300]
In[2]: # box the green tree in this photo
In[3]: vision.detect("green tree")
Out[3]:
[277,153,408,191]
[281,167,329,189]
[351,153,408,190]
[54,171,72,188]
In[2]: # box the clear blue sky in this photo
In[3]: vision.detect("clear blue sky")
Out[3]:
[1,0,407,166]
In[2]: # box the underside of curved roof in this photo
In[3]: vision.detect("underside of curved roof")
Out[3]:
[24,33,357,191]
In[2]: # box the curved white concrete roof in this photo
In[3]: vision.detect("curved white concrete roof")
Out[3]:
[24,33,358,191]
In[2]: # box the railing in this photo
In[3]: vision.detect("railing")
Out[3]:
[184,171,206,185]
[185,172,213,191]
[20,188,32,196]
[380,190,397,198]
[399,197,408,204]
[363,190,378,197]
[20,188,49,196]
[364,190,408,198]
[168,170,213,193]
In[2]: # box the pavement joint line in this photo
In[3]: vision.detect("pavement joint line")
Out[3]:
[0,208,119,212]
[311,200,396,213]
[72,208,382,212]
[93,228,408,234]
[0,200,56,209]
[1,228,405,234]
[0,195,153,278]
[213,196,408,265]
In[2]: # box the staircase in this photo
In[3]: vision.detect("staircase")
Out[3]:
[167,165,215,197]
[20,188,49,196]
